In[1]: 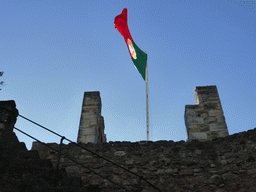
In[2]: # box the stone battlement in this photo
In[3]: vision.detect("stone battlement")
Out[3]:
[1,96,256,191]
[77,91,106,144]
[185,86,229,142]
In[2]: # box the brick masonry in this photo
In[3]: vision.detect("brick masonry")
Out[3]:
[185,85,229,142]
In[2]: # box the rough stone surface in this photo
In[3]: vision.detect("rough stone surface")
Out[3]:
[0,100,91,192]
[2,98,256,191]
[77,92,107,144]
[31,127,256,192]
[185,85,229,142]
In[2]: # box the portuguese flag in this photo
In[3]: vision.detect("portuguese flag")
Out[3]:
[114,8,147,81]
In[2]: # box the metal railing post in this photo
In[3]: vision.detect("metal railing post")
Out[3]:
[55,136,65,185]
[13,113,162,192]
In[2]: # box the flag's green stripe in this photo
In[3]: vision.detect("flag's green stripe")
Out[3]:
[132,41,147,81]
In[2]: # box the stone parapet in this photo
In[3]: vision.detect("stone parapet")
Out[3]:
[31,128,256,192]
[185,86,229,142]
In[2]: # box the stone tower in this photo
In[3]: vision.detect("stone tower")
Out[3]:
[185,86,229,142]
[77,92,106,144]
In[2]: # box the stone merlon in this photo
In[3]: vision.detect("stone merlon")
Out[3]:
[185,85,229,142]
[77,91,106,144]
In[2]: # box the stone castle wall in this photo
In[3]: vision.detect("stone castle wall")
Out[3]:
[185,86,229,142]
[2,88,256,191]
[77,92,106,144]
[32,128,256,192]
[1,97,256,191]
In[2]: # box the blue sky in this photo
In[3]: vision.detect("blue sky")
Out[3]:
[1,0,255,150]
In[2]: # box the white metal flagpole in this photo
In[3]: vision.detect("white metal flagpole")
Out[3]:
[145,52,149,141]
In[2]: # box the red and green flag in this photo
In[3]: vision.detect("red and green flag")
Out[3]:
[114,8,147,81]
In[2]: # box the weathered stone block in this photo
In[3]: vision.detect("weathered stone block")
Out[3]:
[114,151,126,157]
[221,173,237,180]
[156,169,165,174]
[80,128,96,135]
[188,124,198,129]
[209,110,223,117]
[81,108,90,114]
[189,132,207,140]
[186,109,197,116]
[90,108,98,115]
[179,169,193,176]
[165,169,174,174]
[186,117,204,124]
[79,121,91,127]
[203,102,219,110]
[84,135,96,143]
[217,116,226,123]
[204,117,217,124]
[193,168,203,173]
[90,121,98,126]
[199,112,208,117]
[80,115,96,121]
[188,124,209,132]
[209,123,227,131]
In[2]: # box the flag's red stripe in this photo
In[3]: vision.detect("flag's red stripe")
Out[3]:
[114,8,134,59]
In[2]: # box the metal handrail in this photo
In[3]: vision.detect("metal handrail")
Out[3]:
[0,107,162,192]
[18,114,161,192]
[13,126,130,191]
